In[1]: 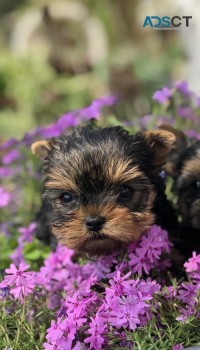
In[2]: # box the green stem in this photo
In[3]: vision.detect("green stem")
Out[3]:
[135,341,142,350]
[14,297,26,348]
[0,324,10,344]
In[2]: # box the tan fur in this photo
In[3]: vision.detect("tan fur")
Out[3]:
[182,157,200,179]
[159,125,187,177]
[46,157,143,190]
[31,140,50,158]
[107,158,143,183]
[46,169,79,192]
[52,188,156,255]
[143,130,176,167]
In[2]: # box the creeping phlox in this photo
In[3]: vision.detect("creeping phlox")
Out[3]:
[1,225,200,349]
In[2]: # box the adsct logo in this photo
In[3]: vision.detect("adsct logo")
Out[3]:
[143,16,192,29]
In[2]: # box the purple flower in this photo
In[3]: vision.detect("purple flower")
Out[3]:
[2,263,33,286]
[175,81,191,98]
[0,287,10,299]
[44,339,73,349]
[153,87,172,104]
[139,115,152,128]
[178,282,199,304]
[172,344,184,350]
[2,149,21,165]
[159,170,167,180]
[0,166,15,177]
[0,138,18,151]
[184,252,200,272]
[96,95,117,106]
[38,96,117,141]
[22,126,42,146]
[46,318,68,343]
[129,248,151,275]
[10,243,25,265]
[18,222,37,243]
[177,106,197,122]
[0,187,11,208]
[64,293,96,321]
[45,316,77,349]
[176,305,195,322]
[129,225,171,275]
[106,271,132,297]
[157,115,174,125]
[117,296,140,330]
[84,314,106,350]
[0,263,36,301]
[194,95,200,107]
[185,130,200,140]
[80,95,117,119]
[57,112,78,131]
[0,223,11,237]
[39,124,62,138]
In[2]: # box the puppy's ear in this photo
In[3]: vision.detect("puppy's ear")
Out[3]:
[31,140,51,158]
[158,124,187,149]
[142,129,176,168]
[158,124,187,177]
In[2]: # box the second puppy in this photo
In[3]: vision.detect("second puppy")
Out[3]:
[160,124,200,254]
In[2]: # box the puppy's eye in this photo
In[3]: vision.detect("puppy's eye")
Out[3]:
[119,185,134,199]
[192,181,200,191]
[60,192,75,203]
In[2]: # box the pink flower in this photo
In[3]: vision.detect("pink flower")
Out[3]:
[80,96,117,120]
[117,296,140,330]
[57,112,78,130]
[177,106,197,122]
[106,271,132,296]
[129,247,151,275]
[40,124,62,138]
[178,282,199,304]
[172,344,184,350]
[46,318,65,343]
[4,263,33,286]
[184,252,200,272]
[176,305,194,322]
[84,315,106,350]
[18,222,37,243]
[0,137,18,151]
[65,293,95,316]
[153,87,172,104]
[45,315,77,349]
[186,130,200,141]
[2,149,21,165]
[44,338,73,349]
[0,186,11,208]
[129,225,171,275]
[10,243,25,265]
[175,81,191,97]
[0,263,36,301]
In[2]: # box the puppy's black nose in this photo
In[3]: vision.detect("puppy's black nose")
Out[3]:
[85,216,105,231]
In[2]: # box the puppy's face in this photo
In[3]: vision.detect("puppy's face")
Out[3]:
[31,126,174,255]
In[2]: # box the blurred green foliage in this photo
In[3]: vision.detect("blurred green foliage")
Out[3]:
[0,0,184,140]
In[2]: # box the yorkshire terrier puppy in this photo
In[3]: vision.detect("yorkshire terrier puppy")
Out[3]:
[160,125,200,254]
[31,125,175,255]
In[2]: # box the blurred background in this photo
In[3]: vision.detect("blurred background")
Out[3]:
[0,0,199,140]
